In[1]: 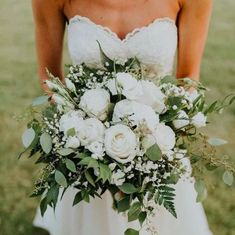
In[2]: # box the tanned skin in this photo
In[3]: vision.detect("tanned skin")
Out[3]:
[32,0,213,91]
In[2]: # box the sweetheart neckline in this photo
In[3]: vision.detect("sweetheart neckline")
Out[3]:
[68,14,177,43]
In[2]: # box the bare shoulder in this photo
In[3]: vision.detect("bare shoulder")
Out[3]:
[179,0,213,11]
[32,0,65,18]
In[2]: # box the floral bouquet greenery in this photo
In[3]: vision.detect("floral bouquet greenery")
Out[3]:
[19,44,235,235]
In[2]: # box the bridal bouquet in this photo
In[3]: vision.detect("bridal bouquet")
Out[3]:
[20,44,235,235]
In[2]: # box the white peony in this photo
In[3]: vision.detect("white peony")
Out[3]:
[153,123,176,151]
[65,136,80,149]
[106,72,143,100]
[77,118,105,146]
[79,88,110,121]
[111,169,126,186]
[59,110,85,135]
[86,141,105,160]
[134,80,166,113]
[113,99,159,132]
[173,110,190,129]
[191,112,207,128]
[104,124,137,163]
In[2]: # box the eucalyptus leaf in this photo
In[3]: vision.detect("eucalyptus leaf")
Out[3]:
[223,171,234,186]
[160,75,177,85]
[207,138,228,146]
[22,128,36,148]
[32,95,49,106]
[40,132,52,154]
[73,191,83,206]
[145,144,162,161]
[118,183,137,194]
[194,180,207,202]
[65,159,77,172]
[57,148,74,156]
[55,170,68,188]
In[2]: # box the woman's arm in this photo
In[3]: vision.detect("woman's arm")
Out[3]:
[32,0,66,91]
[176,0,213,81]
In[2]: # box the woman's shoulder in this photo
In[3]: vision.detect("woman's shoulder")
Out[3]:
[32,0,65,11]
[179,0,213,9]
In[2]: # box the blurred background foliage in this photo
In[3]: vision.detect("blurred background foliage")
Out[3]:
[0,0,234,235]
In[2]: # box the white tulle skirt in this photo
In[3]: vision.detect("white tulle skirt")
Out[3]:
[33,177,213,235]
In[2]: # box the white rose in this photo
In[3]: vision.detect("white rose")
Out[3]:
[77,118,105,146]
[173,110,190,129]
[104,124,137,163]
[79,88,110,121]
[106,72,143,100]
[65,136,80,149]
[113,99,159,132]
[134,80,166,114]
[191,112,207,128]
[153,123,176,151]
[111,169,126,186]
[86,141,105,160]
[59,110,85,135]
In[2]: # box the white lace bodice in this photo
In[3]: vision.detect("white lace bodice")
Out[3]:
[67,15,177,78]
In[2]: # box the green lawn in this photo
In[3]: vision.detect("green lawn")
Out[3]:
[0,0,234,235]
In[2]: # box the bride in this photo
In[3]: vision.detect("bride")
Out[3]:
[32,0,213,234]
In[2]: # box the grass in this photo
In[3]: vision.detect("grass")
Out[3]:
[0,0,234,235]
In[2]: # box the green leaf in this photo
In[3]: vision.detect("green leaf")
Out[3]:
[205,163,218,171]
[138,211,147,226]
[22,128,36,148]
[125,228,139,235]
[55,170,68,188]
[85,170,96,187]
[66,128,76,137]
[87,158,99,169]
[73,191,83,206]
[79,157,92,165]
[194,180,207,202]
[40,197,48,216]
[160,75,177,85]
[57,148,74,156]
[128,201,142,222]
[145,144,162,161]
[207,138,228,146]
[46,185,60,206]
[40,132,52,154]
[223,171,234,186]
[118,183,137,194]
[190,155,201,164]
[194,180,206,194]
[117,196,131,212]
[98,163,112,183]
[65,159,77,173]
[32,95,49,106]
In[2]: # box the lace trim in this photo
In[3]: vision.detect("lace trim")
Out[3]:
[68,14,177,43]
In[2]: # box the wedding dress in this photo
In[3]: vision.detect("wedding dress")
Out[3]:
[34,15,213,235]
